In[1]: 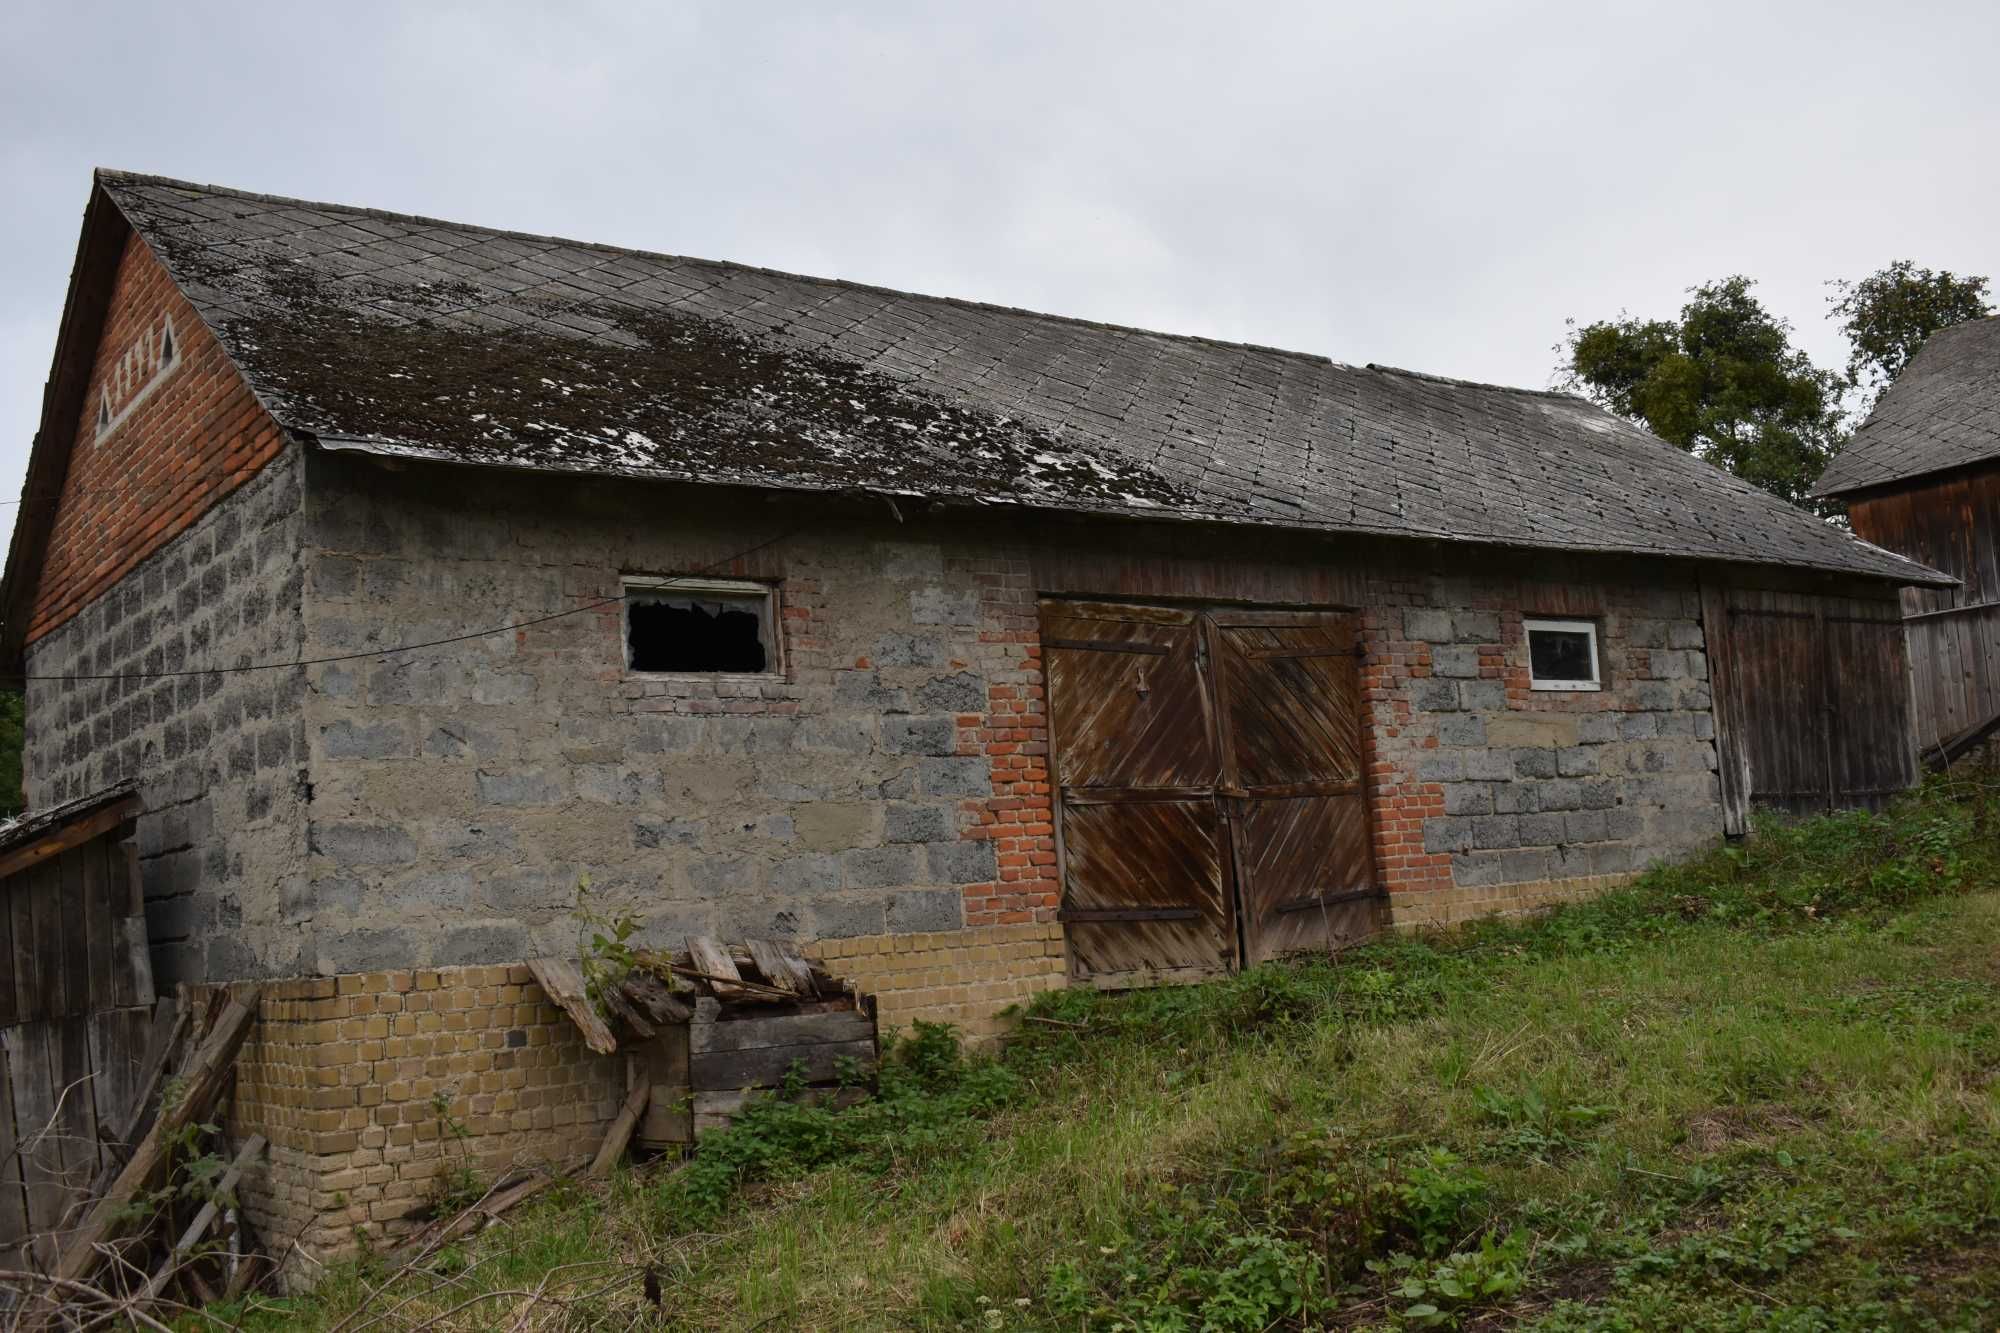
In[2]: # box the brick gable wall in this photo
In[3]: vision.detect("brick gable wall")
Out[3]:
[27,231,288,646]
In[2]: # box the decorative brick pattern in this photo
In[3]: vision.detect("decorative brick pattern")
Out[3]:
[30,232,288,644]
[808,922,1067,1043]
[228,965,620,1262]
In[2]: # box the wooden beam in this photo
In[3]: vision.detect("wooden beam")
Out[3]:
[743,940,803,997]
[139,1133,265,1300]
[53,986,259,1286]
[0,797,143,885]
[525,958,616,1056]
[1699,579,1751,837]
[589,1083,649,1178]
[686,937,747,1001]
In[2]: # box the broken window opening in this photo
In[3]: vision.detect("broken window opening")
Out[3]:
[624,577,777,674]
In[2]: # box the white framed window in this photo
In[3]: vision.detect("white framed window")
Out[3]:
[1524,617,1601,692]
[623,576,780,675]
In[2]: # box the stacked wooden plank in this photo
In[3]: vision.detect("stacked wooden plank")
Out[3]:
[529,936,879,1148]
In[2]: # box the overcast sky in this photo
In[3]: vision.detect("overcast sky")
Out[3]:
[3,1,1996,552]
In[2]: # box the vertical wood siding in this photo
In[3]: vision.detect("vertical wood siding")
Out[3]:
[1849,467,2000,752]
[0,820,156,1260]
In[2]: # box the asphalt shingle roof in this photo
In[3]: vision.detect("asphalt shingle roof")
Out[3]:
[1816,316,2000,498]
[101,171,1943,586]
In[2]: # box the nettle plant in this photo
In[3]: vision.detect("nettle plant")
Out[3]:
[573,875,642,1019]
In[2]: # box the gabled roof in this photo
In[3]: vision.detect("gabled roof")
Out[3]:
[12,171,1952,606]
[1816,316,2000,498]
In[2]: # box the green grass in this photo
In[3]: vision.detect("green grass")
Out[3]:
[221,774,2000,1331]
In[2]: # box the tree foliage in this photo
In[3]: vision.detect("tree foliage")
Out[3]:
[1828,260,1992,403]
[0,690,20,817]
[1564,262,1992,512]
[1561,277,1846,509]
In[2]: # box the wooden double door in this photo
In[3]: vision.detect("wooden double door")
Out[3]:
[1041,599,1380,987]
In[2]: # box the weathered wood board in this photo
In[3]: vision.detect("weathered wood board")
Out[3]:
[525,958,617,1055]
[0,794,157,1257]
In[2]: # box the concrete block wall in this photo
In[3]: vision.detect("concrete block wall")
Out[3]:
[1360,568,1720,924]
[296,454,1049,981]
[291,457,1730,999]
[22,453,311,983]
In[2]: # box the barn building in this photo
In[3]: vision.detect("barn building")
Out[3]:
[0,172,1949,1254]
[1815,317,2000,763]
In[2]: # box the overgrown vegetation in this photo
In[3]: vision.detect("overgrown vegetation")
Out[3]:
[225,774,2000,1330]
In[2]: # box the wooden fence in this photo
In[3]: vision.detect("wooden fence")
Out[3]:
[0,784,159,1268]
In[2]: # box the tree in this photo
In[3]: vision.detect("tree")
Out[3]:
[0,690,20,817]
[1828,260,1991,404]
[1560,276,1846,510]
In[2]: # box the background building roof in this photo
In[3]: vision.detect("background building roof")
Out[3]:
[1816,316,2000,498]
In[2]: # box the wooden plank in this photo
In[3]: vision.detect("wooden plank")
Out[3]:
[7,856,36,1024]
[111,997,185,1155]
[690,1038,877,1091]
[1056,906,1202,923]
[689,1008,874,1055]
[0,1040,28,1252]
[618,970,692,1027]
[3,1024,66,1243]
[686,936,747,1001]
[633,1026,693,1148]
[525,958,617,1056]
[83,838,114,1011]
[743,940,802,996]
[85,1007,153,1160]
[54,986,261,1285]
[51,1015,102,1206]
[140,1134,266,1301]
[31,863,64,1022]
[0,797,143,884]
[772,945,819,996]
[113,916,153,1011]
[0,877,13,1030]
[59,849,90,1019]
[1700,579,1751,836]
[588,1084,649,1177]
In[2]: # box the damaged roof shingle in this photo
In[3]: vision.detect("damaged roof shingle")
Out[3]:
[102,170,1944,585]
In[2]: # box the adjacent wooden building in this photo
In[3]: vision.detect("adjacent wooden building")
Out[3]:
[1816,317,2000,762]
[0,782,159,1267]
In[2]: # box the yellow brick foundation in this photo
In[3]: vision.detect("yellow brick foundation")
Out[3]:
[806,921,1069,1044]
[1384,872,1639,930]
[226,964,622,1266]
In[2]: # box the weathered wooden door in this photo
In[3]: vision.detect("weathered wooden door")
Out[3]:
[1042,600,1378,985]
[1043,602,1235,987]
[1209,612,1378,965]
[1705,586,1918,829]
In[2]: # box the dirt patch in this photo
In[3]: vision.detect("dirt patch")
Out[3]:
[1684,1102,1814,1153]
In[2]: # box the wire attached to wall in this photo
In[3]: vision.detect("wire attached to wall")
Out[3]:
[4,526,801,686]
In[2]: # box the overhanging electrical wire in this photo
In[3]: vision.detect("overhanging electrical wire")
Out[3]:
[5,526,800,686]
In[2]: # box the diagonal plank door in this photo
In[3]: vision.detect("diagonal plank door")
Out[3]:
[1042,602,1235,986]
[1209,612,1380,965]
